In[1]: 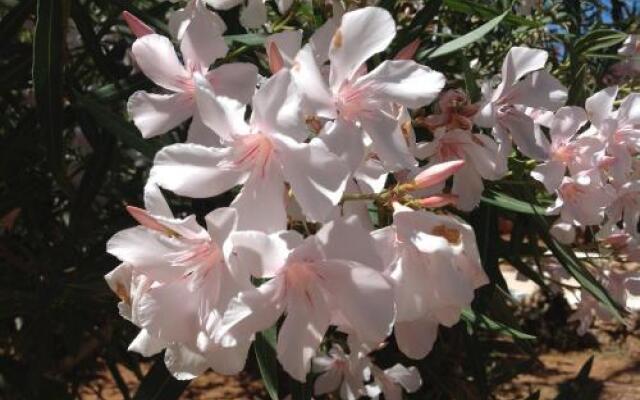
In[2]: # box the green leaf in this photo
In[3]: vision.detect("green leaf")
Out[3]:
[481,189,548,215]
[536,222,625,323]
[428,10,509,59]
[132,359,190,400]
[224,33,266,47]
[443,0,539,27]
[70,0,115,79]
[461,308,536,340]
[255,327,279,400]
[33,0,70,187]
[74,94,161,159]
[573,29,627,55]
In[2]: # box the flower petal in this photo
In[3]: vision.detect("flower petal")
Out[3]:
[151,143,246,198]
[276,135,350,222]
[291,45,336,119]
[585,86,617,128]
[360,110,417,171]
[132,34,190,92]
[357,60,445,109]
[180,8,228,69]
[231,164,287,233]
[252,69,307,141]
[329,7,396,89]
[394,319,439,360]
[317,260,395,345]
[549,106,588,143]
[239,0,267,29]
[226,231,290,279]
[206,63,258,104]
[128,91,193,138]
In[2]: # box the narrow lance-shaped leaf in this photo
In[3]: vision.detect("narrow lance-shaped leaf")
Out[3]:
[33,0,69,187]
[255,327,279,400]
[428,10,509,59]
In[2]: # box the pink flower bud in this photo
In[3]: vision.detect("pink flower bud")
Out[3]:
[122,11,154,38]
[418,194,458,208]
[394,38,420,60]
[126,205,168,233]
[268,41,285,74]
[413,160,465,189]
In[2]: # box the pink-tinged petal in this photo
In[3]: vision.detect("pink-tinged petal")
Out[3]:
[413,160,465,189]
[314,367,342,395]
[357,60,445,109]
[318,260,395,345]
[585,86,617,128]
[214,278,284,346]
[531,160,565,193]
[265,30,303,66]
[507,70,567,110]
[319,118,365,173]
[215,278,284,347]
[618,93,640,124]
[395,318,439,359]
[169,1,226,41]
[360,110,417,171]
[122,11,154,38]
[384,364,422,393]
[132,34,190,92]
[180,9,228,69]
[277,283,331,382]
[252,69,306,141]
[187,114,222,147]
[204,207,237,245]
[202,339,252,375]
[231,164,287,233]
[194,76,250,141]
[206,63,258,104]
[498,108,547,160]
[128,329,165,357]
[143,181,173,218]
[291,45,336,119]
[106,227,184,281]
[395,38,421,60]
[474,101,495,128]
[316,216,385,271]
[462,133,504,179]
[226,231,290,279]
[452,164,484,211]
[309,17,339,64]
[549,106,588,143]
[164,344,208,380]
[499,47,548,91]
[550,220,576,244]
[127,91,193,138]
[276,135,349,223]
[137,281,201,344]
[240,0,267,29]
[126,206,169,234]
[329,7,396,89]
[151,143,246,198]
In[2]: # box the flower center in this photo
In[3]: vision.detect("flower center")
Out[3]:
[231,133,275,177]
[431,224,462,245]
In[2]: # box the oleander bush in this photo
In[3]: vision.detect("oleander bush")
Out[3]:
[1,0,639,399]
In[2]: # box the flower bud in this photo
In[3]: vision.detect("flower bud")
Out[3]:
[126,205,169,234]
[413,160,465,189]
[418,194,458,208]
[394,38,420,60]
[268,41,285,74]
[122,11,154,38]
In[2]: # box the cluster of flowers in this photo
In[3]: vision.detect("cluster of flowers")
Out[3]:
[105,0,640,397]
